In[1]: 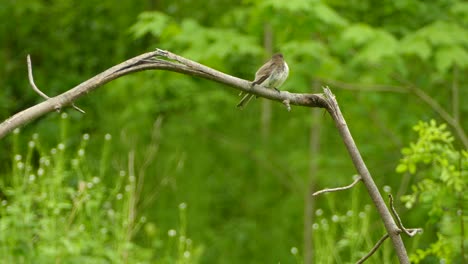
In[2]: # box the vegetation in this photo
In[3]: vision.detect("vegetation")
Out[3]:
[1,0,466,263]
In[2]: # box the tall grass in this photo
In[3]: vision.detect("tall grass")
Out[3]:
[0,113,200,263]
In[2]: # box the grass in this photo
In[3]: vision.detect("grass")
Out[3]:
[0,113,200,263]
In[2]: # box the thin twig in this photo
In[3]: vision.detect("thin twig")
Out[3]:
[27,55,85,114]
[389,194,422,237]
[312,176,362,196]
[27,55,50,100]
[356,234,390,264]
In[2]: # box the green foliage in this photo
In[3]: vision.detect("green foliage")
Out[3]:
[396,120,467,263]
[1,0,467,263]
[0,114,201,263]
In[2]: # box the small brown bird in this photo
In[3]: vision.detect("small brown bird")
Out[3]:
[237,53,289,108]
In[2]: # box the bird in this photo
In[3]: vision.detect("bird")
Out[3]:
[237,53,289,108]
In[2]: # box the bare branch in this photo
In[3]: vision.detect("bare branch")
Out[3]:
[389,194,423,237]
[27,55,49,100]
[312,176,362,196]
[356,233,390,264]
[1,49,327,139]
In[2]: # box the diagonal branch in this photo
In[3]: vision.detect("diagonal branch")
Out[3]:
[322,88,409,263]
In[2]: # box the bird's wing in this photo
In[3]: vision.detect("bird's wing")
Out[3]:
[251,73,269,86]
[252,61,273,85]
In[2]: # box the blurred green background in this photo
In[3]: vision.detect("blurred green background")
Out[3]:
[0,0,466,263]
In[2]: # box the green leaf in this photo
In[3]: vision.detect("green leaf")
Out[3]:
[129,11,172,39]
[396,163,407,173]
[416,21,468,46]
[312,3,348,27]
[399,35,432,60]
[434,46,468,73]
[341,23,376,45]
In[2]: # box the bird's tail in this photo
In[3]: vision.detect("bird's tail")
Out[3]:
[236,93,255,108]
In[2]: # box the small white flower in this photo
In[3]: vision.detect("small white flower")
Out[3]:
[83,133,90,140]
[50,148,57,155]
[186,238,192,245]
[107,209,115,217]
[116,193,123,200]
[29,174,36,182]
[331,215,339,222]
[179,203,187,210]
[87,182,93,189]
[125,185,132,192]
[92,177,100,184]
[28,141,35,148]
[179,235,186,242]
[315,209,323,216]
[14,154,22,161]
[79,224,85,231]
[346,210,353,217]
[32,133,39,139]
[383,185,391,193]
[129,175,135,182]
[168,229,177,237]
[37,168,44,176]
[312,223,319,230]
[140,216,147,223]
[359,212,366,218]
[78,149,85,156]
[58,143,65,150]
[13,128,20,134]
[290,247,298,255]
[17,162,24,169]
[119,170,126,177]
[61,112,68,119]
[183,251,191,258]
[105,133,112,140]
[1,200,7,206]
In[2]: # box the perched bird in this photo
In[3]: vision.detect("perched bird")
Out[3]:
[237,53,289,108]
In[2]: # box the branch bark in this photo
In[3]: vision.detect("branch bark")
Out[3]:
[0,49,411,263]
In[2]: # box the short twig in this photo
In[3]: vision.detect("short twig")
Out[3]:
[282,99,291,111]
[312,176,362,196]
[27,55,85,114]
[27,55,49,100]
[356,233,390,264]
[389,194,422,237]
